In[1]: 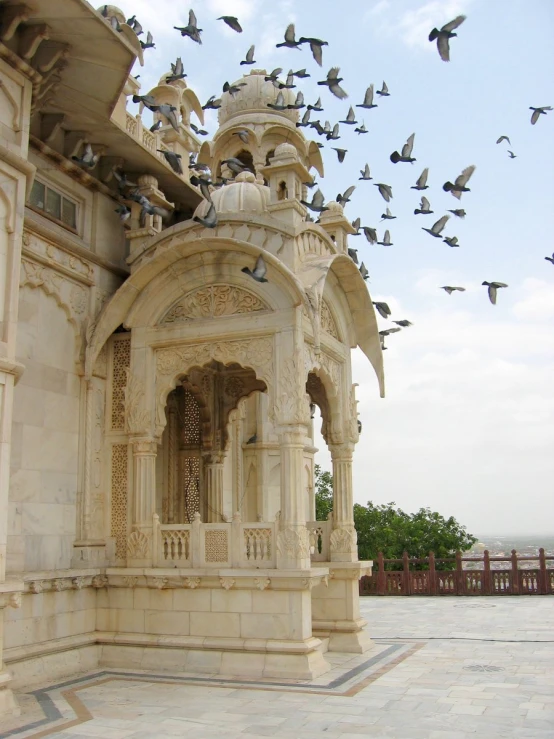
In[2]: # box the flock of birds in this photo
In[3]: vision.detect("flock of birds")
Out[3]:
[91,7,552,351]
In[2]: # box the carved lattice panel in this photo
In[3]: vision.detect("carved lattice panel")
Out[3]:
[182,456,200,523]
[111,337,131,429]
[205,530,229,563]
[110,443,128,559]
[181,389,200,445]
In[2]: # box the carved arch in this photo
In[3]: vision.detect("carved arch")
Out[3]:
[154,337,274,438]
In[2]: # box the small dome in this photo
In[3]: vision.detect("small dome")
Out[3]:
[98,5,125,22]
[218,70,299,126]
[193,171,270,220]
[274,142,298,159]
[325,201,344,214]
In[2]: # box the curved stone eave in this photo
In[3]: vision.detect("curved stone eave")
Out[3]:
[182,88,204,125]
[307,141,324,178]
[85,228,310,378]
[197,140,212,166]
[297,254,385,398]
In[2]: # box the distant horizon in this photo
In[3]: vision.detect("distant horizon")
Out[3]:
[474,533,554,540]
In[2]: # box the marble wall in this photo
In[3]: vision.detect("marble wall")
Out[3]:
[8,286,81,572]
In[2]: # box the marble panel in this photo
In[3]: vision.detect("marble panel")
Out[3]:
[144,610,190,636]
[190,611,240,638]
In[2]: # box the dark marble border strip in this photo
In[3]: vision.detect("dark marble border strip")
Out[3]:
[1,642,419,738]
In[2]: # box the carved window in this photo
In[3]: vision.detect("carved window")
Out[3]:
[111,336,131,430]
[277,181,288,201]
[28,179,78,232]
[205,530,229,563]
[110,443,128,560]
[181,456,200,522]
[180,389,200,445]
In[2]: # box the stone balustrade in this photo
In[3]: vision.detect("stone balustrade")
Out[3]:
[152,514,277,568]
[124,111,173,166]
[307,519,332,562]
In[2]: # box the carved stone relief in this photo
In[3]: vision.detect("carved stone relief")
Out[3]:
[273,357,309,425]
[127,530,150,559]
[277,527,310,560]
[123,368,151,435]
[330,527,358,554]
[155,338,274,435]
[161,284,269,323]
[320,300,340,341]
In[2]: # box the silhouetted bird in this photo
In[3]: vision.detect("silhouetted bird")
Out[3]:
[482,281,508,304]
[443,165,475,199]
[174,10,202,44]
[218,15,242,32]
[242,255,268,282]
[530,106,552,125]
[422,214,449,238]
[429,15,466,61]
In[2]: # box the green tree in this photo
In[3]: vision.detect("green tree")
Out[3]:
[314,467,476,564]
[314,464,333,520]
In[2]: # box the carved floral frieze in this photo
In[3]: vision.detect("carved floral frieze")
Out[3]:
[161,284,269,324]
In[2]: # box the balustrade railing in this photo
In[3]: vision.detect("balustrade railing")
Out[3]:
[360,549,554,596]
[152,514,276,568]
[307,519,332,562]
[123,112,179,170]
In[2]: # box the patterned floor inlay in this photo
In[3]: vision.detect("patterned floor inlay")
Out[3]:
[1,641,419,738]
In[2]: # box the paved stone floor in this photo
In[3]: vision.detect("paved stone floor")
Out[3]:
[2,596,553,738]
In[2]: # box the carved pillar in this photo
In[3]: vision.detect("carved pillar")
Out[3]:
[72,378,108,568]
[128,439,157,565]
[167,402,177,523]
[204,452,225,522]
[329,443,358,562]
[276,427,311,569]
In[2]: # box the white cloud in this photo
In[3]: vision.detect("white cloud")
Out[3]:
[512,278,554,321]
[371,0,474,52]
[314,275,554,535]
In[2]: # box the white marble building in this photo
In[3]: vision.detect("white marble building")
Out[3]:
[0,1,384,716]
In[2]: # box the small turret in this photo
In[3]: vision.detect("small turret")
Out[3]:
[261,143,310,227]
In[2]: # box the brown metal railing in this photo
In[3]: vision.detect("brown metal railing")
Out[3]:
[360,549,554,596]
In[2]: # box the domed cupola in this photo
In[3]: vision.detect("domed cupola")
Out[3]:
[197,69,324,185]
[192,171,270,222]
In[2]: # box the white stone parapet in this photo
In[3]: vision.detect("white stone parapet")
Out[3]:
[153,513,277,569]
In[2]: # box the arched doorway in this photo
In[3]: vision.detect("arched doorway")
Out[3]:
[156,360,266,524]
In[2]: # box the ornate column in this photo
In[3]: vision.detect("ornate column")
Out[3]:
[329,442,358,562]
[204,452,225,522]
[276,426,311,569]
[166,401,177,523]
[127,438,157,565]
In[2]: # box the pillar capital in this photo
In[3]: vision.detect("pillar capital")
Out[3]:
[329,441,355,461]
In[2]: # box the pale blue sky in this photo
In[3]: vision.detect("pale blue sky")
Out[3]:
[123,0,554,536]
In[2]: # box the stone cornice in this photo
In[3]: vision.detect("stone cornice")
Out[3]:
[24,211,129,279]
[0,141,36,191]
